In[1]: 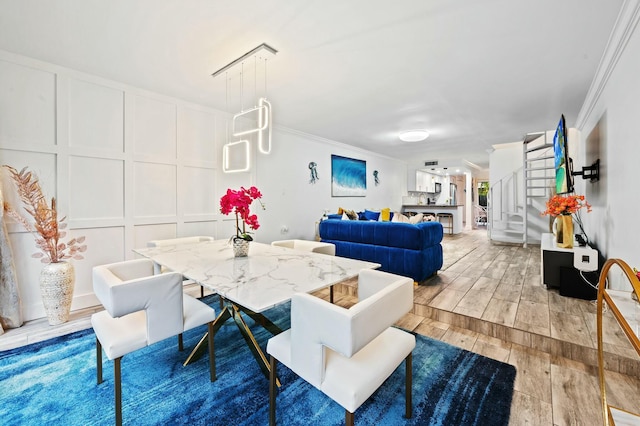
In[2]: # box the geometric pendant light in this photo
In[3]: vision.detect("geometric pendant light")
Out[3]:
[213,43,277,172]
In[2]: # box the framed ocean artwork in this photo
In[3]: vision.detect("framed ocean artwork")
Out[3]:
[331,154,366,197]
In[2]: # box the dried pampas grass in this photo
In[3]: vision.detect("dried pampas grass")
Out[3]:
[2,165,87,263]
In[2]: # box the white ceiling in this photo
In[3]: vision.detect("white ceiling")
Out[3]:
[0,1,623,170]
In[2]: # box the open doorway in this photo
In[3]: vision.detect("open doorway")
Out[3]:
[474,180,488,227]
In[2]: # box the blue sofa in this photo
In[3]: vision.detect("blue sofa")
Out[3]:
[319,219,443,282]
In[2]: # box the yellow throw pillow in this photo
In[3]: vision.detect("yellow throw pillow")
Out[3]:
[380,208,391,221]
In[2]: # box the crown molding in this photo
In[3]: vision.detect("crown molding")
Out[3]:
[576,0,640,129]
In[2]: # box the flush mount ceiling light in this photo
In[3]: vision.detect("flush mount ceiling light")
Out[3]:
[399,130,430,142]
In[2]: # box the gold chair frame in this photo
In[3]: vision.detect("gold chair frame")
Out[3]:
[596,258,640,425]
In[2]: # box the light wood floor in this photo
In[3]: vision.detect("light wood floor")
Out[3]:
[2,229,638,425]
[315,230,639,426]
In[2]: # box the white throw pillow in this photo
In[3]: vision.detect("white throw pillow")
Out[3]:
[409,213,424,224]
[393,213,410,223]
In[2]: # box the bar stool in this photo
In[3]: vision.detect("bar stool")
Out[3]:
[422,212,437,222]
[437,213,453,235]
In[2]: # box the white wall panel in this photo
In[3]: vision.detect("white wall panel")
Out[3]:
[68,79,124,153]
[69,226,125,309]
[179,107,216,164]
[0,149,57,194]
[68,156,124,220]
[217,217,240,240]
[182,221,217,239]
[133,223,177,250]
[182,166,215,216]
[0,60,56,147]
[134,162,177,218]
[1,150,57,233]
[133,95,176,160]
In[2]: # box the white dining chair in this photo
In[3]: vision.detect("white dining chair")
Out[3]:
[91,258,217,426]
[266,269,415,426]
[147,236,214,297]
[270,239,336,256]
[271,239,337,301]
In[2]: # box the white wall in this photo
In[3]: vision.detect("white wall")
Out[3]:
[576,2,640,278]
[489,142,522,192]
[489,142,523,237]
[0,50,406,322]
[255,128,406,243]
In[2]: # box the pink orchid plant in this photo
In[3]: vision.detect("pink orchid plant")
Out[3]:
[220,186,265,241]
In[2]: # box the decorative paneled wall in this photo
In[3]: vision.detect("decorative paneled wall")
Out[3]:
[0,52,224,320]
[0,50,408,323]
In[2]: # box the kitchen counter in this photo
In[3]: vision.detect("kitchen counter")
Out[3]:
[401,204,464,234]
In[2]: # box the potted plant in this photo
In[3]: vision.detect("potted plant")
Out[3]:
[219,186,264,257]
[541,194,591,249]
[2,166,87,325]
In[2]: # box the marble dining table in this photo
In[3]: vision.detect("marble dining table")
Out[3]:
[133,239,380,381]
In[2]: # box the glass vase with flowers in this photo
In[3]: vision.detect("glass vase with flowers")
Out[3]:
[220,186,265,257]
[541,194,591,248]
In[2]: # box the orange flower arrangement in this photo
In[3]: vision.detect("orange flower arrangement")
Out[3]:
[541,194,591,217]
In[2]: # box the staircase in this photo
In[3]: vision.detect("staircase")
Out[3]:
[522,132,555,247]
[489,132,555,246]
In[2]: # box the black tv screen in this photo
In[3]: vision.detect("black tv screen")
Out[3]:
[553,115,573,194]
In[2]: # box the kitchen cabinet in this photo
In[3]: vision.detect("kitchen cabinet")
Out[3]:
[413,171,441,192]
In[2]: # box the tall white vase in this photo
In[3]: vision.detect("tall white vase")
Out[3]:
[39,261,75,325]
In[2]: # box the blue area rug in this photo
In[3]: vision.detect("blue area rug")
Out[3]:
[0,295,516,425]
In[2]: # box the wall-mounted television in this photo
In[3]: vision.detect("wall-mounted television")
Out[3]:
[553,114,573,194]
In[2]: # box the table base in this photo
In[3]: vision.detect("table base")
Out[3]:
[184,299,282,387]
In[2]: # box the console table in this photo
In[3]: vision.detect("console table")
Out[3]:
[540,233,599,299]
[541,233,576,288]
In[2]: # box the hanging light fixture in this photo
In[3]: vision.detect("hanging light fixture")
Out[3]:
[211,43,277,78]
[212,43,277,172]
[222,140,251,173]
[257,97,272,154]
